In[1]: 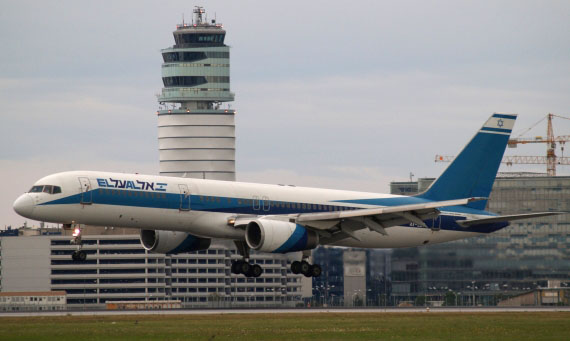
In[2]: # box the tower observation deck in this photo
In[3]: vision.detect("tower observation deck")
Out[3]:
[157,7,235,180]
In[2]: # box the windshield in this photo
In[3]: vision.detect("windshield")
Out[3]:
[29,186,44,193]
[29,185,62,194]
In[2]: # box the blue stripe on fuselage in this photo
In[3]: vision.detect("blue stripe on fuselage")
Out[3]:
[39,189,504,233]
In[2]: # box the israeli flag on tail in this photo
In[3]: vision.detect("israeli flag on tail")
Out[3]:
[417,113,517,210]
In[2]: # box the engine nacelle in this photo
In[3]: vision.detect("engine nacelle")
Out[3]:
[140,230,211,254]
[245,219,319,253]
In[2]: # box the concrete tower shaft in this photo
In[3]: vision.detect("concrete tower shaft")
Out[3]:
[158,7,235,181]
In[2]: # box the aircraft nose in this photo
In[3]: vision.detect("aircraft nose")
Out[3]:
[13,194,35,218]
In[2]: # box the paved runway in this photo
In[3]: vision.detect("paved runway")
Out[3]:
[2,306,569,317]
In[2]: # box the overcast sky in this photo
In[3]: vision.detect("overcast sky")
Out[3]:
[1,1,570,228]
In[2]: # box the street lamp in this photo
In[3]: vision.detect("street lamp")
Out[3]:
[313,287,323,307]
[472,281,476,307]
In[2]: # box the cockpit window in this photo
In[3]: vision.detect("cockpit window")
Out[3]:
[29,185,62,194]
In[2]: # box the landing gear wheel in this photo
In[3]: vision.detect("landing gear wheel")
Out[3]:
[231,260,240,274]
[310,264,322,277]
[77,250,87,261]
[240,261,252,276]
[72,250,87,261]
[300,261,312,277]
[291,261,301,274]
[252,264,263,278]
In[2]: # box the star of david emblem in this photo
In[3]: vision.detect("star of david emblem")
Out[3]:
[497,119,504,128]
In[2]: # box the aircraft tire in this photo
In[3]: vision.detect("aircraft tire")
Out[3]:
[291,261,301,274]
[311,264,322,277]
[231,261,240,274]
[300,261,312,277]
[71,251,78,261]
[252,264,263,278]
[78,250,87,261]
[240,261,252,276]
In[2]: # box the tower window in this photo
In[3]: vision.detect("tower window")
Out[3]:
[175,33,225,46]
[162,76,230,87]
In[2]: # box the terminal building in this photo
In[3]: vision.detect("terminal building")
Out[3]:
[311,174,569,307]
[0,227,306,309]
[389,175,570,306]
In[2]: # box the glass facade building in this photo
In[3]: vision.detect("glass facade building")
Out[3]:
[390,175,570,306]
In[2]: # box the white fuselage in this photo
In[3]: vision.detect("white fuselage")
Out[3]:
[14,170,485,249]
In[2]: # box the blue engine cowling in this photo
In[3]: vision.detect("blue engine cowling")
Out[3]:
[245,219,319,253]
[140,230,211,254]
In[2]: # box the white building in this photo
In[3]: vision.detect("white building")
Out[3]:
[0,230,306,309]
[0,291,67,312]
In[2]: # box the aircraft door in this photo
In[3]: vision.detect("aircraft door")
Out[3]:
[78,177,93,205]
[262,196,270,212]
[178,184,191,211]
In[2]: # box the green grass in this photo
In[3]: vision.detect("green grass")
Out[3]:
[0,312,569,340]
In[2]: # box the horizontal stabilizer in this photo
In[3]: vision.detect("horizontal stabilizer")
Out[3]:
[457,212,564,228]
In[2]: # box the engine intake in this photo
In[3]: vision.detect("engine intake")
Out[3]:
[140,230,211,254]
[245,219,319,253]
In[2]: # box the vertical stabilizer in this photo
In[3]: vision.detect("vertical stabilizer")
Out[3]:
[417,113,517,210]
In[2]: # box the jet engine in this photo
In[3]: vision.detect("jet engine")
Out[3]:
[245,219,319,253]
[140,230,211,254]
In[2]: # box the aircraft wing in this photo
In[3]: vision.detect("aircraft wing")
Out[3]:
[294,197,483,241]
[456,212,564,227]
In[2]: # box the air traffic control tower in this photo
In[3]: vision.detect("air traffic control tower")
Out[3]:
[157,7,235,181]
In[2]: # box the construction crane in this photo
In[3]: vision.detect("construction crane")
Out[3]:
[435,113,570,176]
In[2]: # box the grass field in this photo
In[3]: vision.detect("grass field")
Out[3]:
[1,312,569,340]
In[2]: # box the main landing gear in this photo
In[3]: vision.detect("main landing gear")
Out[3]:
[68,224,87,262]
[231,260,263,278]
[231,241,264,278]
[290,250,321,277]
[291,260,321,277]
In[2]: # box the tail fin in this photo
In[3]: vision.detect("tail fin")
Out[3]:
[417,113,517,210]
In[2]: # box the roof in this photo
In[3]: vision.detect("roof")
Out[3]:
[0,291,67,297]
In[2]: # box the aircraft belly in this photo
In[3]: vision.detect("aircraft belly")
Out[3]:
[47,204,243,239]
[330,226,480,248]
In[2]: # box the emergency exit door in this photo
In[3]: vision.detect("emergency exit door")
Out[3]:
[179,184,191,211]
[78,177,92,205]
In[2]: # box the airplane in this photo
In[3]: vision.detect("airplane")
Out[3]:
[13,113,561,278]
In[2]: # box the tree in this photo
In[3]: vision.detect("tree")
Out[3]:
[443,291,456,306]
[415,295,426,306]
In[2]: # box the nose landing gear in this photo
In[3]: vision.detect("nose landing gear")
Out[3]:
[70,224,87,262]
